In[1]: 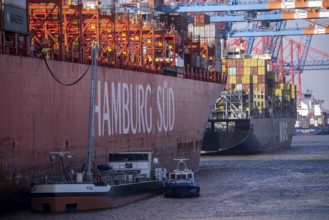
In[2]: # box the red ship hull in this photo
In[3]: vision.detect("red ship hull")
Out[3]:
[0,54,223,190]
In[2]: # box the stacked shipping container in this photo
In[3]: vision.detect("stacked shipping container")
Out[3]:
[274,82,297,114]
[193,14,210,26]
[223,56,297,117]
[186,15,222,72]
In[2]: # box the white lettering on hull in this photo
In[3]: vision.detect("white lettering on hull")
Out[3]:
[280,121,288,142]
[95,81,175,136]
[157,81,175,133]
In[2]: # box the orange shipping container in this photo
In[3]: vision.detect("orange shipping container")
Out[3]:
[258,75,266,84]
[242,83,251,92]
[194,14,210,26]
[257,83,266,90]
[235,58,243,68]
[228,59,235,67]
[250,67,258,75]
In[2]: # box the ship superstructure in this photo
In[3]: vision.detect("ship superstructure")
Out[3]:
[293,91,329,135]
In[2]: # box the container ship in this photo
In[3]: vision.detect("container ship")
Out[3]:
[202,48,297,155]
[293,91,329,136]
[0,0,225,211]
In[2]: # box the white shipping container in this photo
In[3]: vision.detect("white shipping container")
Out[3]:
[318,117,323,125]
[228,67,236,75]
[205,24,216,38]
[3,5,27,34]
[83,1,98,9]
[267,63,273,72]
[235,84,243,91]
[314,104,322,116]
[2,0,26,9]
[193,26,205,44]
[189,23,218,46]
[194,26,205,38]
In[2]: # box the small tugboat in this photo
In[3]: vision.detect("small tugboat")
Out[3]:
[164,159,200,198]
[30,43,166,212]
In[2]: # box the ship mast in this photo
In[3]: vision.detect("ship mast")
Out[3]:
[85,42,98,181]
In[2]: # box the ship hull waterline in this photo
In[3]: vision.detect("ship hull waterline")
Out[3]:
[30,181,164,212]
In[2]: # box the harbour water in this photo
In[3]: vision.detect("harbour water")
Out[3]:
[3,135,329,220]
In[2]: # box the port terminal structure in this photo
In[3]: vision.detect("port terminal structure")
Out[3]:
[0,0,329,94]
[157,0,329,36]
[157,0,329,99]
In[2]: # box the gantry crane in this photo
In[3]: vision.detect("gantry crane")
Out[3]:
[1,0,329,85]
[109,0,329,88]
[232,17,328,99]
[154,0,329,100]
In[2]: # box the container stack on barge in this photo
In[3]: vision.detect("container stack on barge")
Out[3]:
[0,0,226,211]
[202,48,297,155]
